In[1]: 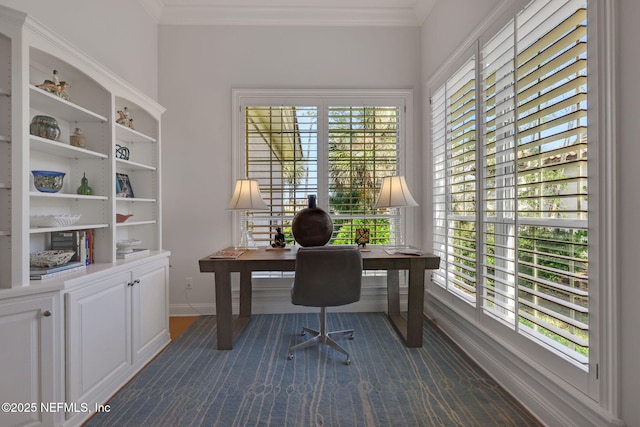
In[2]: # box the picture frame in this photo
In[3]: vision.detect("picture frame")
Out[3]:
[116,173,135,198]
[355,227,370,248]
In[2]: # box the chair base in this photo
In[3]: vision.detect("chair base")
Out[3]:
[287,308,354,365]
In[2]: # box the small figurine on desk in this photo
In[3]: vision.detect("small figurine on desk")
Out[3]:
[116,107,134,129]
[36,69,70,100]
[271,227,286,248]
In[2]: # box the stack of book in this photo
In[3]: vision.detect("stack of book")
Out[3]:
[30,261,86,280]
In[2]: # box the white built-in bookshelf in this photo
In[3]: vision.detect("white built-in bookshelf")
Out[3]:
[0,6,166,289]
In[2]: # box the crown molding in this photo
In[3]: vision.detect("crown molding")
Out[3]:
[146,0,435,27]
[139,0,164,23]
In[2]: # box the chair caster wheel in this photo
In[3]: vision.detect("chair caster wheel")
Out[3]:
[288,352,294,360]
[349,333,355,340]
[345,357,351,366]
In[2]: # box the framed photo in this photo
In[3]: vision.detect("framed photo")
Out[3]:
[116,173,135,198]
[355,228,370,247]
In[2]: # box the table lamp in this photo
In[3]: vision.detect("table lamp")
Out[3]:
[373,175,418,249]
[227,179,269,249]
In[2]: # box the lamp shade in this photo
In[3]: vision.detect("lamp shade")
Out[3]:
[227,179,269,210]
[373,176,418,209]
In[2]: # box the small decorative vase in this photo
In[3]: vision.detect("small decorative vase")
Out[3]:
[30,115,60,141]
[76,173,93,195]
[70,128,87,148]
[291,195,333,247]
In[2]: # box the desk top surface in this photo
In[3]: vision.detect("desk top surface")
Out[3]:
[199,246,440,272]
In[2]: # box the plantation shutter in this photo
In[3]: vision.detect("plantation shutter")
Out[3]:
[431,57,477,301]
[433,0,589,364]
[245,106,319,244]
[431,86,447,288]
[327,105,400,245]
[481,20,518,325]
[514,0,589,361]
[243,99,403,247]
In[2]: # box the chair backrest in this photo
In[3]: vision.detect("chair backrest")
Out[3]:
[291,246,363,307]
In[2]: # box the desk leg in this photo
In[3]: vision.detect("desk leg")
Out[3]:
[214,263,233,350]
[387,270,400,316]
[406,261,425,347]
[239,270,252,317]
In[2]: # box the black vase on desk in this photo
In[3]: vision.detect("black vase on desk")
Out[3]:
[291,195,333,247]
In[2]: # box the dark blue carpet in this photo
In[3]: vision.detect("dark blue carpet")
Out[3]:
[86,313,540,426]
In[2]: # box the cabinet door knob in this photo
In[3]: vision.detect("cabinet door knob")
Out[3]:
[43,310,52,317]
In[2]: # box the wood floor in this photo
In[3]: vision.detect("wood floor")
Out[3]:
[169,316,199,340]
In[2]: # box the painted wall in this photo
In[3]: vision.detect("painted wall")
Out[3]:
[0,0,158,100]
[158,24,422,314]
[421,0,640,425]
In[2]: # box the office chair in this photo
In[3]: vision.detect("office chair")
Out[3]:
[287,246,363,365]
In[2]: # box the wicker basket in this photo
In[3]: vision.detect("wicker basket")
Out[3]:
[30,250,75,267]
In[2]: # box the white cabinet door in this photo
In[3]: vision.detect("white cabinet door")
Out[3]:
[0,294,56,427]
[131,258,169,364]
[65,272,131,409]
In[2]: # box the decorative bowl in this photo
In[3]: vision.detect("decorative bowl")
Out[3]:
[30,249,75,267]
[30,115,61,141]
[116,239,141,254]
[30,214,81,228]
[32,170,65,193]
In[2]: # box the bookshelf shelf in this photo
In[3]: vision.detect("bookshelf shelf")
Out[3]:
[116,158,156,171]
[29,223,110,234]
[116,220,156,227]
[29,192,109,201]
[29,85,108,123]
[115,124,156,143]
[30,136,108,159]
[115,197,157,203]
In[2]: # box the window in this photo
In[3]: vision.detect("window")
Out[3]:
[432,0,589,368]
[234,90,412,247]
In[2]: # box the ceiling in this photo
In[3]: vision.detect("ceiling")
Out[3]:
[139,0,437,26]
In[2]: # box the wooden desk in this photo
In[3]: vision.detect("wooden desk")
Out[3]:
[199,247,440,350]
